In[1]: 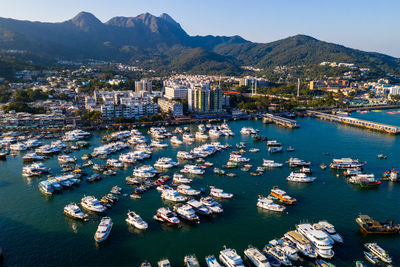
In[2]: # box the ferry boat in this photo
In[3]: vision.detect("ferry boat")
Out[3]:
[125,211,148,230]
[286,172,316,183]
[219,247,245,267]
[184,254,200,267]
[244,245,271,267]
[174,204,200,223]
[187,199,213,216]
[81,196,107,213]
[296,223,334,259]
[355,214,400,234]
[200,196,223,213]
[263,160,283,168]
[172,173,192,184]
[257,196,285,212]
[38,180,54,195]
[330,158,366,169]
[177,184,201,196]
[269,187,296,205]
[210,186,233,199]
[313,221,343,243]
[161,189,187,202]
[287,157,311,167]
[64,203,88,221]
[205,255,222,267]
[94,217,113,243]
[284,231,318,258]
[364,243,392,264]
[154,207,180,225]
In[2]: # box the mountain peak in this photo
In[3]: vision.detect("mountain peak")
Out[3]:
[69,11,102,29]
[159,13,181,28]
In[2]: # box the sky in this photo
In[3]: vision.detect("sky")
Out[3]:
[1,0,399,57]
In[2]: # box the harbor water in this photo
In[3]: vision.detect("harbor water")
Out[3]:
[1,111,400,266]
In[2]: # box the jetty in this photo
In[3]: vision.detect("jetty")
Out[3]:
[263,113,300,128]
[308,111,400,134]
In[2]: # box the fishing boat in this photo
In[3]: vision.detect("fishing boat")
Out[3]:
[94,217,113,243]
[125,211,148,230]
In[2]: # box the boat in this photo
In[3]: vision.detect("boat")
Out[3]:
[177,184,201,196]
[158,259,171,267]
[355,260,366,267]
[174,204,200,223]
[22,153,45,162]
[263,160,283,168]
[64,203,88,221]
[284,230,318,258]
[286,146,295,152]
[363,251,378,264]
[269,187,296,205]
[94,217,113,243]
[154,157,178,169]
[320,164,327,170]
[267,140,282,147]
[187,199,213,216]
[184,254,200,267]
[182,134,195,143]
[315,260,333,267]
[296,223,334,259]
[141,260,152,267]
[286,172,316,183]
[241,127,257,135]
[229,154,250,163]
[81,196,107,213]
[287,157,311,167]
[268,146,283,153]
[195,131,209,140]
[214,168,226,175]
[205,255,222,267]
[244,245,271,267]
[172,174,192,184]
[58,154,77,164]
[200,196,223,213]
[125,211,148,230]
[150,140,168,148]
[204,161,214,167]
[219,247,245,267]
[106,159,124,168]
[161,189,187,202]
[263,243,291,266]
[170,136,183,145]
[181,165,205,175]
[249,148,260,153]
[257,195,285,212]
[330,158,366,169]
[313,221,343,243]
[154,207,180,225]
[210,186,233,199]
[377,154,387,159]
[38,180,54,195]
[364,243,392,264]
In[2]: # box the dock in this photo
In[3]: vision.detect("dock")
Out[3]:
[308,111,400,134]
[263,113,300,128]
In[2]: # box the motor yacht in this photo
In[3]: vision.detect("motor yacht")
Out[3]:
[210,187,233,199]
[200,196,223,213]
[284,230,318,258]
[177,151,195,160]
[106,158,124,168]
[119,153,136,164]
[22,152,45,162]
[219,247,245,267]
[81,196,107,213]
[150,140,168,148]
[181,165,205,175]
[10,142,27,151]
[364,243,392,264]
[94,216,113,243]
[177,184,201,196]
[174,204,200,223]
[172,173,192,184]
[64,203,88,221]
[263,160,283,168]
[209,129,221,138]
[287,157,311,167]
[296,223,334,259]
[184,255,201,267]
[244,245,271,267]
[182,134,195,143]
[187,199,213,216]
[205,255,222,267]
[170,136,183,145]
[257,196,285,212]
[38,180,54,195]
[58,154,77,164]
[125,211,148,230]
[330,158,366,169]
[161,189,187,202]
[286,172,316,183]
[229,154,250,163]
[195,132,209,140]
[313,221,343,243]
[154,157,178,169]
[154,207,180,225]
[158,259,171,267]
[263,244,291,266]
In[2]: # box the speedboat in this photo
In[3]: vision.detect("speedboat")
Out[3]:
[363,251,378,264]
[154,207,180,225]
[81,196,107,213]
[219,247,244,267]
[154,157,178,169]
[210,187,233,199]
[64,203,88,221]
[286,172,316,183]
[257,196,285,212]
[125,211,148,230]
[313,221,343,243]
[187,199,213,216]
[205,255,222,267]
[174,204,200,223]
[150,140,168,148]
[200,196,223,213]
[94,216,113,243]
[244,245,271,267]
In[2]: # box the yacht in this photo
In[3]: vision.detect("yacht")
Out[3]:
[10,142,27,151]
[170,136,183,145]
[173,204,200,223]
[257,196,285,212]
[64,203,88,221]
[119,153,136,164]
[263,244,291,266]
[157,259,171,267]
[268,146,283,153]
[364,243,392,264]
[219,247,245,267]
[330,158,366,169]
[313,221,343,243]
[24,139,42,148]
[81,196,107,213]
[22,165,42,177]
[296,223,334,259]
[269,187,296,205]
[154,207,180,224]
[205,255,222,267]
[161,189,187,202]
[195,132,209,140]
[198,124,207,132]
[184,255,201,267]
[187,199,213,216]
[38,180,54,195]
[172,174,192,184]
[286,172,316,183]
[284,231,318,258]
[182,134,195,143]
[267,140,282,147]
[287,157,311,167]
[177,184,201,196]
[58,154,77,164]
[154,157,178,169]
[181,165,205,175]
[133,168,157,179]
[30,163,50,173]
[22,153,45,162]
[263,160,283,168]
[210,187,233,199]
[229,154,250,163]
[200,196,223,213]
[94,217,113,243]
[106,159,124,168]
[244,245,271,267]
[177,151,195,160]
[240,127,257,135]
[209,129,221,138]
[125,211,148,230]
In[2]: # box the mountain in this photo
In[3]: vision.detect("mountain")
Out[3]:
[0,12,399,75]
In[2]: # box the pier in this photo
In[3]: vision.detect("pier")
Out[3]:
[308,111,400,134]
[263,113,300,128]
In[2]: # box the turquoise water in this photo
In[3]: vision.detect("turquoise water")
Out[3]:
[1,111,400,266]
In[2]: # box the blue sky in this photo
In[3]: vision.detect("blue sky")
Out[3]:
[1,0,399,57]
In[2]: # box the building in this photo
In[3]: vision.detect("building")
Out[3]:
[188,86,223,113]
[164,86,188,100]
[239,76,269,87]
[135,79,152,94]
[101,103,158,121]
[157,97,184,117]
[209,87,223,112]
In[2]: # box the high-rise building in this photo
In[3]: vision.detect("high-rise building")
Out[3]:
[187,86,223,113]
[135,79,152,94]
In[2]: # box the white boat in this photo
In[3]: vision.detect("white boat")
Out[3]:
[219,248,245,267]
[155,207,180,224]
[284,231,318,258]
[58,154,77,164]
[313,221,343,243]
[296,223,334,259]
[81,196,107,213]
[172,173,192,184]
[184,255,201,267]
[177,151,196,160]
[268,146,283,153]
[177,184,200,196]
[263,160,283,168]
[173,204,200,223]
[161,189,187,202]
[209,129,221,138]
[210,187,233,199]
[64,203,88,220]
[205,255,222,267]
[364,243,392,264]
[267,140,282,147]
[94,216,113,243]
[229,154,250,163]
[286,172,316,183]
[150,140,168,148]
[187,199,213,216]
[240,127,257,135]
[119,153,136,164]
[158,259,171,267]
[170,136,183,145]
[257,196,285,212]
[263,243,291,266]
[244,246,271,267]
[125,211,148,230]
[287,157,311,167]
[154,157,178,169]
[195,132,209,140]
[200,196,223,213]
[22,152,45,162]
[10,142,27,151]
[106,158,124,168]
[38,180,54,195]
[330,158,366,169]
[181,165,205,175]
[182,134,195,143]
